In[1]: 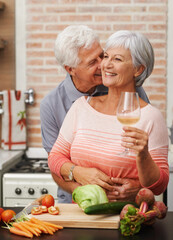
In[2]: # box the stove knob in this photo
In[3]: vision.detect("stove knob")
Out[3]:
[28,188,35,195]
[41,188,48,194]
[15,188,22,195]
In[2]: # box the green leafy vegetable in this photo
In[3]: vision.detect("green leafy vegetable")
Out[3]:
[72,185,108,210]
[120,206,144,236]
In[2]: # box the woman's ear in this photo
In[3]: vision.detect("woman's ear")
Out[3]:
[65,65,75,76]
[134,65,145,77]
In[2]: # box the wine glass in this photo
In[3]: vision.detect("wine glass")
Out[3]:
[116,92,141,155]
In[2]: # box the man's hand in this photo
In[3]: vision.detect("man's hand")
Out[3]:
[51,172,80,194]
[73,166,114,192]
[107,178,141,202]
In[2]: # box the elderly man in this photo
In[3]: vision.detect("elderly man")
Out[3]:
[40,25,149,203]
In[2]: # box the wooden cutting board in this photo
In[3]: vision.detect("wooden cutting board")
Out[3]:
[29,204,120,229]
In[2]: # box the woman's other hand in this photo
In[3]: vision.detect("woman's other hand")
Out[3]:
[121,126,160,188]
[121,126,149,157]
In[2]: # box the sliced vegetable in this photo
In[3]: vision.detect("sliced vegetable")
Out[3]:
[72,185,108,210]
[39,205,48,213]
[48,206,59,215]
[84,201,136,215]
[31,207,42,215]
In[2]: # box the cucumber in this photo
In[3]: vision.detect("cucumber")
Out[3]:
[84,201,137,215]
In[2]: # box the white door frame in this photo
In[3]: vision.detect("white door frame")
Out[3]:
[15,0,26,90]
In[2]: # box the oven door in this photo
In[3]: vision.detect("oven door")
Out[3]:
[3,173,58,207]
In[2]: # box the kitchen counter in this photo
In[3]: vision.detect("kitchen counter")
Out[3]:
[0,149,24,170]
[0,149,24,206]
[0,207,173,240]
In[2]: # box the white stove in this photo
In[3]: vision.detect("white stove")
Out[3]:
[2,148,58,207]
[3,173,58,207]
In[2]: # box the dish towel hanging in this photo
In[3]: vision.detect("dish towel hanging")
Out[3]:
[1,90,27,150]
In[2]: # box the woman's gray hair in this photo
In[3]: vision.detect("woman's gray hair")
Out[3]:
[54,25,100,68]
[104,30,154,87]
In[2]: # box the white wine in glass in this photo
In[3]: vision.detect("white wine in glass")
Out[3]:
[117,92,141,155]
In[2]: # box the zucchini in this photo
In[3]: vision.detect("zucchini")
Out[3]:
[84,201,137,215]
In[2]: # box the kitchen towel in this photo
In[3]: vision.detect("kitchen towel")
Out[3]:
[1,90,27,150]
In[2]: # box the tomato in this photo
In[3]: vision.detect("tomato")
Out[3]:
[40,205,48,213]
[31,206,43,215]
[48,206,59,215]
[0,207,4,215]
[41,194,54,208]
[31,205,48,215]
[1,210,16,222]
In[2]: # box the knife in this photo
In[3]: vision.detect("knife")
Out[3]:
[14,195,46,219]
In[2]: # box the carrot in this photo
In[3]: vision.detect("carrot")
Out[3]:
[12,222,33,238]
[20,222,40,236]
[25,221,47,233]
[30,217,63,229]
[30,219,47,233]
[10,227,33,238]
[39,223,54,235]
[45,225,56,233]
[41,221,63,230]
[30,218,52,234]
[23,221,42,234]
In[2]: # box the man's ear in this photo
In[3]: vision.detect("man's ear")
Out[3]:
[65,65,75,76]
[134,65,145,77]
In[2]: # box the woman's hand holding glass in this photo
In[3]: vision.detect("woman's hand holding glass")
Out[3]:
[116,92,141,155]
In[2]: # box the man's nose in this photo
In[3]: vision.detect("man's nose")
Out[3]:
[97,57,102,69]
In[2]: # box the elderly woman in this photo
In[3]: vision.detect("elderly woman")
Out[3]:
[48,30,169,201]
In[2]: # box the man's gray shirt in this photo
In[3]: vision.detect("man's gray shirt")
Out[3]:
[40,73,149,203]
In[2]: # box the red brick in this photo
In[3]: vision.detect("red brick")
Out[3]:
[96,0,130,3]
[60,15,92,21]
[149,24,166,31]
[27,33,57,39]
[95,15,131,21]
[27,59,44,66]
[46,7,76,13]
[27,0,57,4]
[27,42,42,48]
[27,51,54,57]
[26,24,44,31]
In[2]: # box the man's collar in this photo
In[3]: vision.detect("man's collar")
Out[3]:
[64,73,108,102]
[64,73,89,103]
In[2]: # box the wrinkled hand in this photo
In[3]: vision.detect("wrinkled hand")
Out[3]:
[73,166,114,192]
[121,126,149,157]
[107,178,141,202]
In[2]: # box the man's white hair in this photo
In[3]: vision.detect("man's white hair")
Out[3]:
[54,25,100,68]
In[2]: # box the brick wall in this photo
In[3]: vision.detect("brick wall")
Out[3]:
[25,0,168,148]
